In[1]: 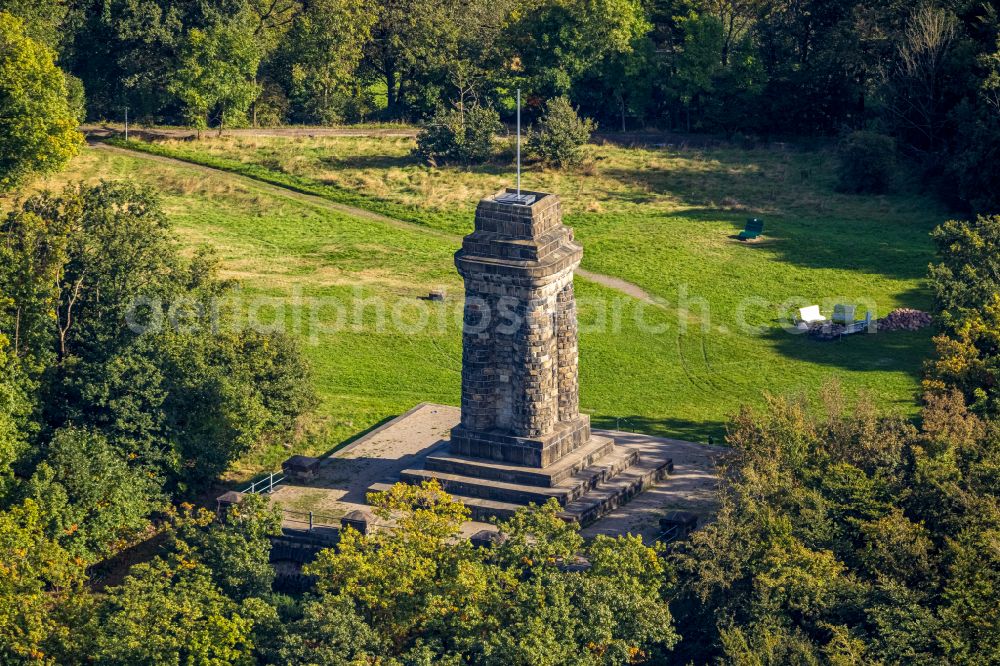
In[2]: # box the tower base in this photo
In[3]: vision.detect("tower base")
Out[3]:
[373,421,675,526]
[448,415,592,468]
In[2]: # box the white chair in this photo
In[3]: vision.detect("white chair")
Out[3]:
[798,305,826,325]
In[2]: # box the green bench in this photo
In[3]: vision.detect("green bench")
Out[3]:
[738,218,764,241]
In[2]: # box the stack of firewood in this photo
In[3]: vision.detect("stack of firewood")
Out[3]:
[876,309,934,332]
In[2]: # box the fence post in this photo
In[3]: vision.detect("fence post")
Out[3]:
[309,511,313,532]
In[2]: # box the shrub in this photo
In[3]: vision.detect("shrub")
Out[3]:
[836,130,897,194]
[254,80,289,127]
[415,105,501,165]
[65,74,87,123]
[526,97,597,168]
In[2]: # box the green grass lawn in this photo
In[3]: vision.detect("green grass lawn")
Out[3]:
[42,137,942,478]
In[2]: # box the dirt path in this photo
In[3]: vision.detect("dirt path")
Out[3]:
[84,125,419,141]
[93,142,661,305]
[92,142,448,239]
[576,268,657,303]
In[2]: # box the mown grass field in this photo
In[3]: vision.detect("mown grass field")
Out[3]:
[35,135,943,478]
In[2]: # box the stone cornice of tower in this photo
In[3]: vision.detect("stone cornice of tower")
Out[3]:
[455,188,583,287]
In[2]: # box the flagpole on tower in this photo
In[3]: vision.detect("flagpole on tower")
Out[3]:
[516,88,521,198]
[497,89,533,206]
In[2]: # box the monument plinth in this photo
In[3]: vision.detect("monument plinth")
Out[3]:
[376,189,675,525]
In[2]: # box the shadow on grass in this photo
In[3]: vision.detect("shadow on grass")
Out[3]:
[651,207,937,283]
[593,142,943,280]
[324,152,516,178]
[591,414,728,445]
[758,324,934,379]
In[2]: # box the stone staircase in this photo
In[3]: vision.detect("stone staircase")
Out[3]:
[370,437,673,525]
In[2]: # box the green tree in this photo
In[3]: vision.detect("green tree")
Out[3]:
[668,385,1000,663]
[1,182,314,491]
[171,493,281,601]
[0,336,30,500]
[925,294,1000,416]
[884,5,959,153]
[94,555,257,665]
[929,214,1000,327]
[9,182,178,365]
[415,105,502,165]
[938,526,1000,661]
[276,0,376,124]
[0,0,67,51]
[526,96,596,167]
[151,327,314,488]
[670,13,724,131]
[0,12,81,191]
[0,499,90,665]
[951,32,1000,214]
[306,481,474,651]
[168,16,262,134]
[836,130,897,194]
[438,0,514,117]
[68,0,193,121]
[364,0,460,117]
[509,0,651,99]
[24,427,163,562]
[276,596,383,664]
[304,482,676,662]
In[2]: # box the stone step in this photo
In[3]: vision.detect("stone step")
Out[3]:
[401,468,568,505]
[400,446,641,506]
[561,455,674,526]
[371,451,674,528]
[452,496,526,522]
[424,435,618,487]
[368,481,525,523]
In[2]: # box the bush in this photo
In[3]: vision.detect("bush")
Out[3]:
[836,130,896,194]
[65,74,87,123]
[254,80,289,127]
[526,97,597,168]
[415,105,501,165]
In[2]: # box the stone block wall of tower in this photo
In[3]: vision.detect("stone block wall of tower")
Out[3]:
[451,189,591,467]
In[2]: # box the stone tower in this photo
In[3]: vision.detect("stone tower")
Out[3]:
[392,189,674,525]
[450,189,591,467]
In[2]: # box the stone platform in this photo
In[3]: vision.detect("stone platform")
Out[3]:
[268,403,723,541]
[383,431,674,525]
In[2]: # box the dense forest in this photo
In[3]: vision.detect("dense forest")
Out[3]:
[1,0,1000,662]
[2,0,1000,209]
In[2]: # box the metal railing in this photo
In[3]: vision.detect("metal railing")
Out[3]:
[616,417,637,432]
[241,471,285,494]
[281,508,341,532]
[655,524,683,544]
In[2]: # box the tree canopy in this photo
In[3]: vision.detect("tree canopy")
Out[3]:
[0,12,81,191]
